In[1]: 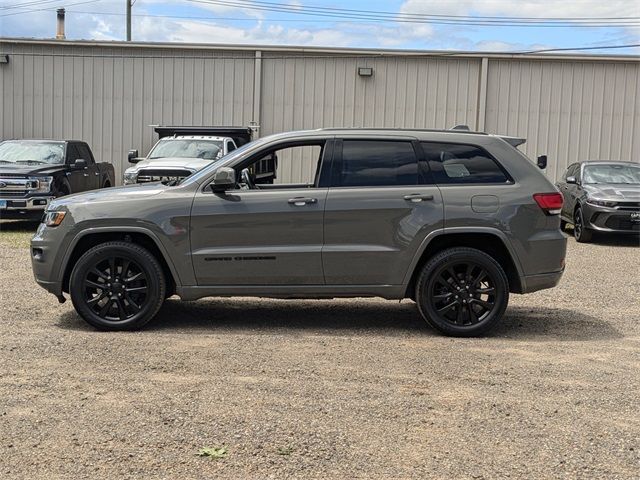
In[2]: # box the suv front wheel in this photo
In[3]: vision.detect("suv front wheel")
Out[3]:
[416,247,509,337]
[69,241,166,330]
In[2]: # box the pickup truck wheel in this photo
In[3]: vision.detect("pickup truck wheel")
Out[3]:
[415,247,509,337]
[69,241,166,330]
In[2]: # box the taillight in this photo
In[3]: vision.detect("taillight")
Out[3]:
[533,192,563,215]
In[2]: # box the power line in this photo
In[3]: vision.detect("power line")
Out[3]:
[203,0,640,22]
[0,0,103,17]
[184,0,640,27]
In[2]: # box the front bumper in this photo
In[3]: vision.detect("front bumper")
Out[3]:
[583,202,640,234]
[0,196,54,218]
[31,221,69,297]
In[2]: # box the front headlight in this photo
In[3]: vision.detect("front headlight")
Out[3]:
[30,176,54,193]
[588,198,617,208]
[123,171,138,185]
[43,211,66,227]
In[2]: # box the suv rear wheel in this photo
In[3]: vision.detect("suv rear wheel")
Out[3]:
[69,241,166,330]
[415,247,509,337]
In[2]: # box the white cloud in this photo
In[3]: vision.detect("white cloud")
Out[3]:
[399,0,639,18]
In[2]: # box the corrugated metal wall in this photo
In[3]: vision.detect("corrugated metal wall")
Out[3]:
[485,59,640,182]
[0,42,255,180]
[1,39,638,184]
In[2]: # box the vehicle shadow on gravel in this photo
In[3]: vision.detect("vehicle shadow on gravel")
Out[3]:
[57,299,622,341]
[564,229,639,247]
[0,220,40,232]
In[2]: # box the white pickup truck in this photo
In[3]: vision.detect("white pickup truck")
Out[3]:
[123,126,259,185]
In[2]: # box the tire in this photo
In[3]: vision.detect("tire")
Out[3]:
[574,207,593,243]
[415,247,509,337]
[69,241,166,330]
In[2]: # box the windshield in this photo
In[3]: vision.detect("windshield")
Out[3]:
[148,139,224,160]
[0,141,65,165]
[583,164,640,185]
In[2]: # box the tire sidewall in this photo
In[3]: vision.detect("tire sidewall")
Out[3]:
[417,249,509,337]
[70,244,164,330]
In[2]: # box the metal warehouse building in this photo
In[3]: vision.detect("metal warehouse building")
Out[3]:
[0,38,638,183]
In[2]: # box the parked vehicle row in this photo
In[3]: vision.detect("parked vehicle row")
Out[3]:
[31,127,568,337]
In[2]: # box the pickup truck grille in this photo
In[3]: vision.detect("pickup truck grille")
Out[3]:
[0,177,35,198]
[136,169,193,183]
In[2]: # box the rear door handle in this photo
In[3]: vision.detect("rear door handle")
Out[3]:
[288,197,318,206]
[403,193,434,202]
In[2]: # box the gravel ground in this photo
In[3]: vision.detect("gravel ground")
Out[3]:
[0,221,639,479]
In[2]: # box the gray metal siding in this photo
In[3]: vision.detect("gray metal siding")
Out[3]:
[1,39,638,185]
[485,59,640,180]
[0,43,255,180]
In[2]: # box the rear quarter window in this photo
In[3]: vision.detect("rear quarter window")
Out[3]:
[421,142,511,184]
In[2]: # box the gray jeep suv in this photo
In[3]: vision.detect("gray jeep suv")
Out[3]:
[31,128,567,336]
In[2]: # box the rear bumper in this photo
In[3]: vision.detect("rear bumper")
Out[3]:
[520,270,564,294]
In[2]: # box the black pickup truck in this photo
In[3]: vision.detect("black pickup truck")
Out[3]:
[0,139,115,219]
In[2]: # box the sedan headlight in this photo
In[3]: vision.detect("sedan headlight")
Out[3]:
[43,211,66,227]
[30,176,54,193]
[588,198,617,208]
[123,171,138,185]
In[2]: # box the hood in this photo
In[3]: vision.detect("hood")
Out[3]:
[584,183,640,202]
[127,157,215,173]
[0,163,65,176]
[48,182,167,210]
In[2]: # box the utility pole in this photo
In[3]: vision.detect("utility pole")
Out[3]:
[126,0,132,41]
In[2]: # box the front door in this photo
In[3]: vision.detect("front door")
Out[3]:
[322,138,444,285]
[190,139,332,286]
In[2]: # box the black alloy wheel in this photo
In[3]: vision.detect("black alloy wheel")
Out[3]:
[574,207,592,243]
[83,256,148,321]
[416,247,509,337]
[70,241,166,330]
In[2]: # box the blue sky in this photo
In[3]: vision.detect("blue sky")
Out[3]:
[1,0,639,54]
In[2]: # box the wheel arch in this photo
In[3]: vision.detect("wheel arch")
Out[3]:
[404,228,524,298]
[61,228,179,295]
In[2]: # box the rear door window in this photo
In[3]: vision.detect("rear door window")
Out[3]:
[421,142,510,184]
[335,140,418,187]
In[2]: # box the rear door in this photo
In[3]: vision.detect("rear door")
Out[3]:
[322,137,444,285]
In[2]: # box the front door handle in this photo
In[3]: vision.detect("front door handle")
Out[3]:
[288,197,318,206]
[403,193,434,203]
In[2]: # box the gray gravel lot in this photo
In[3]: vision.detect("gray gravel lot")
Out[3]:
[0,221,639,479]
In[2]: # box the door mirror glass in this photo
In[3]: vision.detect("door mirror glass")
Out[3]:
[210,167,236,192]
[537,155,548,170]
[128,149,141,163]
[71,158,87,170]
[566,176,577,184]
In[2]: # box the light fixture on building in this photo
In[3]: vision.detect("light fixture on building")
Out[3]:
[0,55,8,64]
[357,67,373,77]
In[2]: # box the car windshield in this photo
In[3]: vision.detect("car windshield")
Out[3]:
[148,139,224,160]
[583,164,640,185]
[0,141,65,165]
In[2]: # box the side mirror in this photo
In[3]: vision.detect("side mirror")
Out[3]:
[210,167,236,192]
[70,158,87,170]
[536,155,548,170]
[566,176,577,185]
[128,149,141,163]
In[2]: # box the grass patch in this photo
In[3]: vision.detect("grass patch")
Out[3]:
[0,221,38,248]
